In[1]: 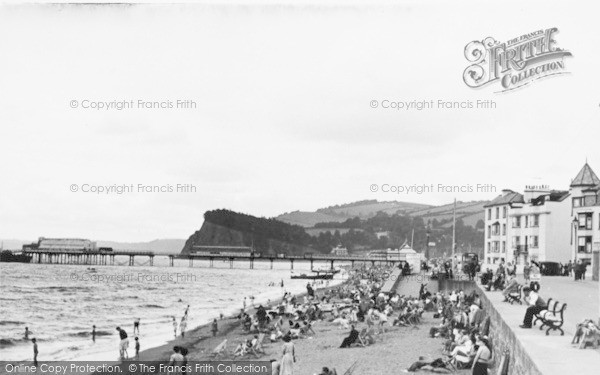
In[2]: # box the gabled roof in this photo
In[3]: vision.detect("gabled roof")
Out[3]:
[483,191,524,208]
[571,163,600,187]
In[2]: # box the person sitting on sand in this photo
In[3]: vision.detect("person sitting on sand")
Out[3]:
[233,339,249,357]
[339,325,359,348]
[270,327,283,342]
[316,367,337,375]
[332,315,349,330]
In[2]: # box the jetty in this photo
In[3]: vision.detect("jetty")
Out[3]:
[23,249,155,266]
[169,253,404,269]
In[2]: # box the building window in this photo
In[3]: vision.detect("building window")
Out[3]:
[487,242,491,253]
[488,209,492,220]
[577,236,592,253]
[502,224,506,235]
[530,236,538,248]
[532,214,539,227]
[495,207,499,219]
[487,226,491,238]
[513,216,521,228]
[502,241,506,253]
[524,216,529,228]
[502,207,507,218]
[578,213,593,230]
[512,236,520,248]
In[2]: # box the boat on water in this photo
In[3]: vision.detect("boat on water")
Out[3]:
[290,269,336,280]
[0,250,33,263]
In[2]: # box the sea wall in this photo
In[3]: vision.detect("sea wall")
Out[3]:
[437,279,543,375]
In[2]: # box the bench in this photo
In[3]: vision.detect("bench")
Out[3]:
[506,284,523,305]
[533,298,567,336]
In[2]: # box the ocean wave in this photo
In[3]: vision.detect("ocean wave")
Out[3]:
[0,338,16,346]
[69,330,112,338]
[0,320,25,326]
[140,304,165,309]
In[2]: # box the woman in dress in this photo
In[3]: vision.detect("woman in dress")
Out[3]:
[471,336,492,375]
[279,335,296,375]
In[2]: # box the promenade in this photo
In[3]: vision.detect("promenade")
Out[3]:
[482,275,599,375]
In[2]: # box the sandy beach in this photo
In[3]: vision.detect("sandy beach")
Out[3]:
[128,284,470,375]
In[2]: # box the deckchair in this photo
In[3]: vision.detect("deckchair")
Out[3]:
[211,339,228,357]
[248,333,266,357]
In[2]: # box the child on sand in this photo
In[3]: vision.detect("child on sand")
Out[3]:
[32,338,38,366]
[211,319,218,337]
[135,337,140,359]
[172,317,178,337]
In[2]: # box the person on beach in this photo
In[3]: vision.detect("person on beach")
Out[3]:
[24,327,29,340]
[32,338,38,366]
[270,360,281,375]
[134,337,140,359]
[184,305,190,317]
[134,318,140,335]
[172,317,178,337]
[180,316,187,338]
[471,336,492,375]
[243,297,247,311]
[211,318,218,337]
[92,325,96,342]
[116,327,129,359]
[279,335,295,375]
[169,345,183,362]
[340,325,359,348]
[180,347,188,375]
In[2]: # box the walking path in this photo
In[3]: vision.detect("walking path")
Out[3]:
[482,276,599,375]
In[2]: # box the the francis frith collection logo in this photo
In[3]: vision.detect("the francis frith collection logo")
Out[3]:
[463,28,572,92]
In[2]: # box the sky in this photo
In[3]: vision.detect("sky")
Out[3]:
[0,0,599,241]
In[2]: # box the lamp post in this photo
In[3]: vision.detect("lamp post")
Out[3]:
[572,217,578,266]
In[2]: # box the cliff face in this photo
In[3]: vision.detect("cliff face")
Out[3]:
[180,221,316,256]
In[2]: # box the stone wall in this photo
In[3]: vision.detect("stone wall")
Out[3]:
[437,279,543,375]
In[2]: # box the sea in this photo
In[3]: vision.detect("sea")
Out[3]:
[0,257,346,361]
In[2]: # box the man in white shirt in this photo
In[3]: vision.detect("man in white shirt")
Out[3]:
[519,287,547,328]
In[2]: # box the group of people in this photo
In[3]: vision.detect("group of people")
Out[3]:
[425,288,493,375]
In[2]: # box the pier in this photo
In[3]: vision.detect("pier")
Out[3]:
[169,253,403,269]
[23,249,155,266]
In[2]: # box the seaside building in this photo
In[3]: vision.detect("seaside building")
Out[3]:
[23,237,97,252]
[483,189,524,268]
[330,245,348,256]
[569,163,600,274]
[484,186,571,271]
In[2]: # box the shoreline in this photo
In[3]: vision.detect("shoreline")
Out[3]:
[0,276,349,375]
[131,277,348,364]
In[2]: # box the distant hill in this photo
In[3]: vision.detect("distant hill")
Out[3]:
[276,199,485,228]
[180,209,318,256]
[277,200,432,227]
[275,211,347,227]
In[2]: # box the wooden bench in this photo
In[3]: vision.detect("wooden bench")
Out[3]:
[533,298,567,335]
[506,284,523,305]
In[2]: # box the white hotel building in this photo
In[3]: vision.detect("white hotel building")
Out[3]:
[570,163,600,270]
[483,186,571,271]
